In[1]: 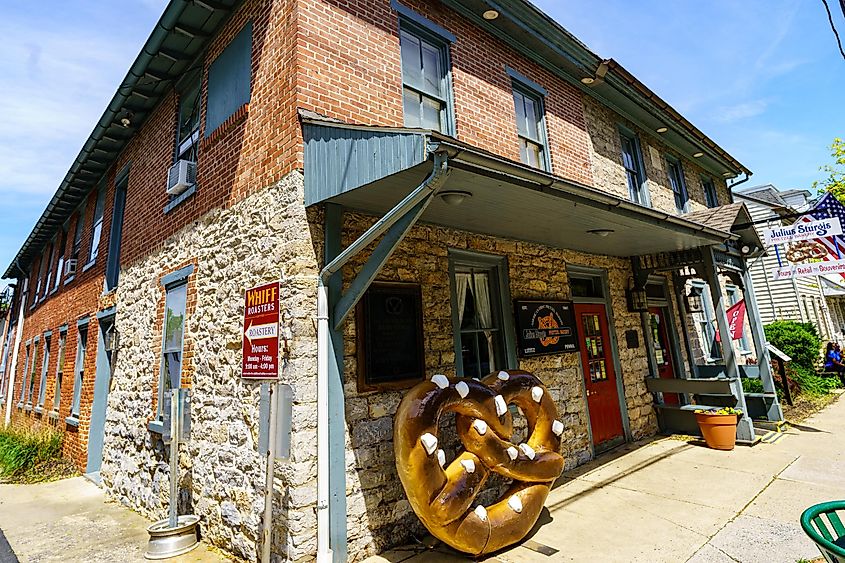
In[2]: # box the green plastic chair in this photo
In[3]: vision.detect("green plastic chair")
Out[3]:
[801,501,845,563]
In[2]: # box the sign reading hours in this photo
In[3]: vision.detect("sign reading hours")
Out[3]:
[514,300,578,357]
[242,281,280,380]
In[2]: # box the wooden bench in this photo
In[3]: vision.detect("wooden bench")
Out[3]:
[644,377,739,435]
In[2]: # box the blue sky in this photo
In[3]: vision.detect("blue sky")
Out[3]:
[1,0,843,290]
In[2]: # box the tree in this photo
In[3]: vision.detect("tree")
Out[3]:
[814,138,845,201]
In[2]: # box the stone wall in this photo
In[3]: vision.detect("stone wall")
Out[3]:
[101,170,323,562]
[339,211,658,559]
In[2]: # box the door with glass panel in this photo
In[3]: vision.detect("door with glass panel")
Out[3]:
[649,306,680,405]
[454,267,505,378]
[575,303,624,447]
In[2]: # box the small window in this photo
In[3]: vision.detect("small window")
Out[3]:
[42,241,56,299]
[691,281,721,361]
[53,330,66,413]
[702,177,719,208]
[206,21,252,136]
[570,275,604,299]
[89,186,106,263]
[400,26,452,133]
[70,326,88,420]
[105,172,128,292]
[176,76,201,162]
[33,252,47,304]
[69,208,86,272]
[27,339,40,405]
[449,252,512,378]
[54,229,67,292]
[620,129,650,206]
[37,335,51,409]
[666,157,688,214]
[512,86,549,171]
[157,280,188,421]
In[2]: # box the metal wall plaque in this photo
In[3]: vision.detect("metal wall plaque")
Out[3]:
[514,300,578,357]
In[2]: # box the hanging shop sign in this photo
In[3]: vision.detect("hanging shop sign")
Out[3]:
[715,299,746,342]
[771,258,845,281]
[242,281,280,380]
[763,217,842,245]
[514,300,578,357]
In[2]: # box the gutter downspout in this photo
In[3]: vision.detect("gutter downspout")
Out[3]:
[314,152,449,562]
[4,278,26,429]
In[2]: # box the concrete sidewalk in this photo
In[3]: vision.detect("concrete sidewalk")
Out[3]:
[0,476,232,563]
[368,395,845,563]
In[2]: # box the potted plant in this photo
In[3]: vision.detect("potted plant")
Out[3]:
[694,407,742,450]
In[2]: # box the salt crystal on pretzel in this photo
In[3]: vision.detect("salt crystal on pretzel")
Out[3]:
[508,495,523,513]
[506,446,518,460]
[474,505,488,521]
[531,386,544,403]
[456,381,470,398]
[552,420,564,436]
[436,449,446,468]
[494,395,507,416]
[497,371,510,381]
[420,433,438,455]
[461,459,476,474]
[472,419,488,435]
[519,443,536,460]
[431,374,449,389]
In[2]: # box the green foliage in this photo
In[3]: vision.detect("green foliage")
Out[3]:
[789,364,841,397]
[814,138,845,201]
[0,426,63,480]
[764,320,822,372]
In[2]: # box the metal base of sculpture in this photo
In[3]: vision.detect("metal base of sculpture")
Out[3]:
[394,370,564,555]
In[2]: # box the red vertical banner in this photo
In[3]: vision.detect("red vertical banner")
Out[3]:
[242,281,280,380]
[715,299,747,343]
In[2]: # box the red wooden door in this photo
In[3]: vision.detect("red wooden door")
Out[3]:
[575,303,624,447]
[648,307,680,405]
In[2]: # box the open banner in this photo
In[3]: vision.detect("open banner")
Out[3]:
[715,299,746,342]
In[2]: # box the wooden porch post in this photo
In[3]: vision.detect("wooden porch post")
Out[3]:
[741,263,784,422]
[702,248,755,441]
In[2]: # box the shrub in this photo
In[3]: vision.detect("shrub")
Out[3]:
[0,426,63,479]
[764,320,822,372]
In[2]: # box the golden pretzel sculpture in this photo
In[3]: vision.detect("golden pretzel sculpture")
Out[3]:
[394,369,564,555]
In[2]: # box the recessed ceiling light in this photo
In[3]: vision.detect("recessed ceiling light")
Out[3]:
[439,190,473,206]
[722,172,734,178]
[580,77,595,85]
[656,126,668,133]
[693,152,704,158]
[586,228,615,237]
[482,9,499,20]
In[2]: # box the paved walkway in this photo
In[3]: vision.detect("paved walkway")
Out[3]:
[368,394,845,563]
[0,476,231,563]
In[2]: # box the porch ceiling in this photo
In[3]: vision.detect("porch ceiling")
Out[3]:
[323,156,727,258]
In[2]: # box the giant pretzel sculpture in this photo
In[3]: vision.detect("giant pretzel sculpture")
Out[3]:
[394,369,564,555]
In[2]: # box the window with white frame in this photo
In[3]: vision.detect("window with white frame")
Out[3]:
[42,241,55,300]
[37,335,51,410]
[176,76,201,162]
[88,186,106,263]
[53,229,66,292]
[19,343,30,404]
[666,157,689,214]
[69,326,88,421]
[157,279,188,421]
[53,330,66,413]
[400,25,452,133]
[512,85,549,171]
[69,208,85,275]
[449,252,512,378]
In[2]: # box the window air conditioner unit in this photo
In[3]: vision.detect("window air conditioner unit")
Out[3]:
[64,259,78,277]
[166,160,197,196]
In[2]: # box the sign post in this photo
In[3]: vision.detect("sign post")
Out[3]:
[241,282,281,563]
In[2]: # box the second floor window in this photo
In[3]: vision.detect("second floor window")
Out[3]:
[702,177,719,208]
[89,186,106,263]
[70,208,85,269]
[620,130,650,206]
[666,158,689,213]
[53,230,66,292]
[512,86,549,171]
[176,80,200,162]
[400,28,451,133]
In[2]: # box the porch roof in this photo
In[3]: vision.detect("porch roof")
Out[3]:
[303,119,737,258]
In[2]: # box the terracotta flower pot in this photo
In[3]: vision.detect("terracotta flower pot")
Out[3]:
[695,413,738,450]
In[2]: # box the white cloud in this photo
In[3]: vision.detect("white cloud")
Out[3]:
[714,99,770,123]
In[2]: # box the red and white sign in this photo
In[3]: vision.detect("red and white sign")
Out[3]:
[242,281,280,380]
[715,299,747,342]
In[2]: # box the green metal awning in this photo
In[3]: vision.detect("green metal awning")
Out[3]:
[303,119,735,258]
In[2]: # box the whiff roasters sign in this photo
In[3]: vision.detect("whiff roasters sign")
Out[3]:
[242,281,280,380]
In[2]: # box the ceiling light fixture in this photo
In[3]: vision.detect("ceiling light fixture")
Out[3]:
[580,77,595,85]
[439,190,472,206]
[722,172,735,178]
[693,152,704,158]
[482,9,499,20]
[586,228,614,237]
[119,111,135,128]
[656,126,668,133]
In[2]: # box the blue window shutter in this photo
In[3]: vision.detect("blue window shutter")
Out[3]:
[205,21,253,136]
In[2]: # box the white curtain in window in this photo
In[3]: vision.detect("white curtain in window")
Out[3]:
[473,273,496,369]
[456,273,470,326]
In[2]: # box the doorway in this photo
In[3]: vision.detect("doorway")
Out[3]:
[574,302,624,448]
[85,315,116,481]
[648,307,680,405]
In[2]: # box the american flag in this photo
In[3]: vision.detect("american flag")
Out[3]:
[799,192,845,279]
